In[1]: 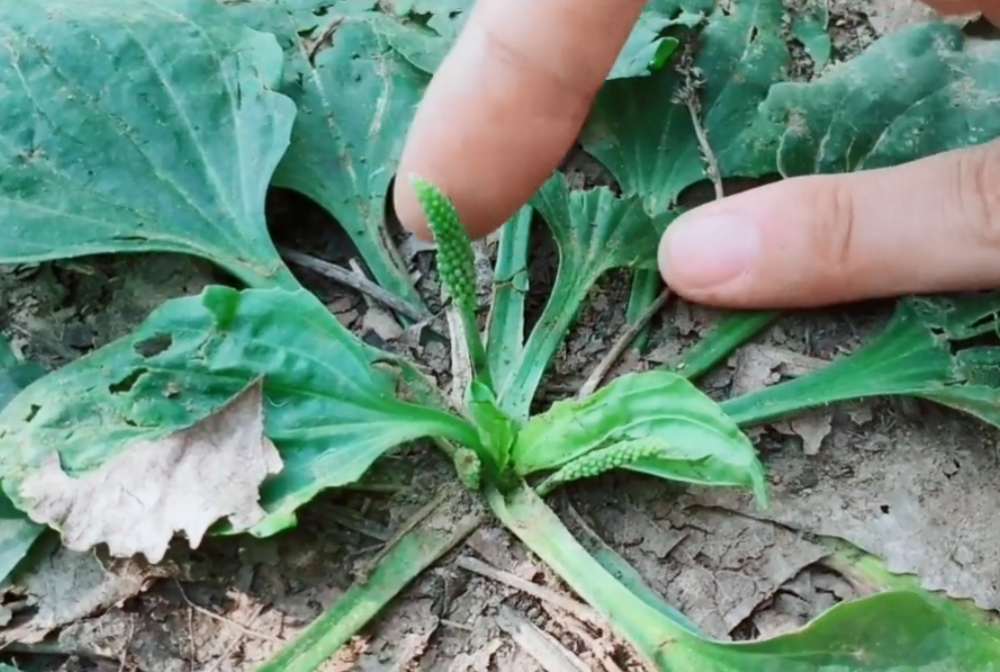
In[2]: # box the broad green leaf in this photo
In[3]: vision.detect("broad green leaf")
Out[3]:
[498,173,670,420]
[224,2,428,309]
[379,0,709,80]
[512,370,766,501]
[0,286,478,538]
[0,340,46,588]
[581,0,789,215]
[492,483,1000,672]
[757,22,1000,176]
[722,292,1000,429]
[0,0,298,289]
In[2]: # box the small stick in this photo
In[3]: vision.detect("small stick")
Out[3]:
[495,605,591,672]
[307,16,344,64]
[278,246,428,320]
[538,602,626,672]
[174,580,285,645]
[455,556,604,628]
[578,286,672,399]
[686,98,724,201]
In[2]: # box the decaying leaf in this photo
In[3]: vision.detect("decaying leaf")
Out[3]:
[18,381,282,563]
[1,543,177,645]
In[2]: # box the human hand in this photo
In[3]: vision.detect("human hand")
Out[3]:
[393,0,1000,309]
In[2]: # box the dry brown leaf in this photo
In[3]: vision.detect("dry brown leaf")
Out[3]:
[1,545,175,645]
[19,380,282,563]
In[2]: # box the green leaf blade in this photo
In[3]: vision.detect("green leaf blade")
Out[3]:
[0,286,474,538]
[761,23,1000,177]
[581,0,788,214]
[512,370,766,501]
[0,0,298,288]
[252,8,428,307]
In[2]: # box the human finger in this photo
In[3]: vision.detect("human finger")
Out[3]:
[658,138,1000,308]
[393,0,646,240]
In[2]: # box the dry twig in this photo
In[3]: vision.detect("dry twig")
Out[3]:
[278,247,428,321]
[578,286,673,398]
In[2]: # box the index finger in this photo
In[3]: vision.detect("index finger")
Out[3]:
[393,0,646,240]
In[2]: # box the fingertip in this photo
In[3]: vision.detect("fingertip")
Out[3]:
[394,0,646,242]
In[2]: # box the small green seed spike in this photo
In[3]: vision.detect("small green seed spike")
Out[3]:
[410,174,492,389]
[537,440,666,495]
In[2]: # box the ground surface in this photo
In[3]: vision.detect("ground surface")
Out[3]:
[2,1,1000,671]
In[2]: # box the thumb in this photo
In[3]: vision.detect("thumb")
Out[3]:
[658,138,1000,309]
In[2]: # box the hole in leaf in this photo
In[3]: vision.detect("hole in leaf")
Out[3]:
[879,504,890,515]
[24,404,40,423]
[109,368,147,394]
[134,332,173,358]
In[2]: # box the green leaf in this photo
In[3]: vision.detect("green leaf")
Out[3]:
[722,292,1000,429]
[512,370,766,501]
[0,286,478,538]
[379,0,708,80]
[225,3,429,309]
[581,0,789,215]
[0,341,46,588]
[758,22,1000,177]
[0,0,298,289]
[498,173,669,421]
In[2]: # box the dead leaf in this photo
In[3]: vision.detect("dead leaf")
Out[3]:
[19,380,282,563]
[773,411,834,456]
[730,344,828,397]
[362,306,404,341]
[1,545,175,645]
[689,417,1000,611]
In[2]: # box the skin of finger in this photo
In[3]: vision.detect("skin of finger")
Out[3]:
[920,0,1000,14]
[393,0,646,241]
[658,139,1000,309]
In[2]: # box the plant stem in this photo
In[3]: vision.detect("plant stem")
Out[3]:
[252,490,483,672]
[499,270,591,421]
[396,400,483,451]
[485,482,698,670]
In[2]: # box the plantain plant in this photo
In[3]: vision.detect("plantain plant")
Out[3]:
[1,0,1000,671]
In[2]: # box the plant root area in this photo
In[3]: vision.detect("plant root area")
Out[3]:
[3,1,1000,671]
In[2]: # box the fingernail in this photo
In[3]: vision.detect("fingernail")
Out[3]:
[663,214,759,289]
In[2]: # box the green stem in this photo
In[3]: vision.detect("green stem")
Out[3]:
[396,400,483,451]
[460,301,494,390]
[499,270,592,421]
[252,493,482,672]
[669,310,779,381]
[486,482,699,670]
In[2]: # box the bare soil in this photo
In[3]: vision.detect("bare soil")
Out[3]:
[3,2,1000,671]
